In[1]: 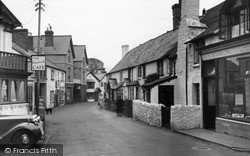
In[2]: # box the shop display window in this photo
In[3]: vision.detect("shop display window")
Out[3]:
[218,54,250,122]
[0,79,26,104]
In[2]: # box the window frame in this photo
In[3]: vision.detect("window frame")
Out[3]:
[0,78,27,104]
[157,59,164,76]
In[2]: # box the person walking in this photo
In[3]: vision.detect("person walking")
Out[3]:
[116,96,124,117]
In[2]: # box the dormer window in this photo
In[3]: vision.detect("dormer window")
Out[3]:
[219,0,250,39]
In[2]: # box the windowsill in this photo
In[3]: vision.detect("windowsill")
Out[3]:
[193,64,200,68]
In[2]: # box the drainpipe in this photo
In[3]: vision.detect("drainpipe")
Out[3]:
[186,46,188,105]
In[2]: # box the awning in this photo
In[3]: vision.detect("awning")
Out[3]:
[143,76,177,88]
[87,79,95,83]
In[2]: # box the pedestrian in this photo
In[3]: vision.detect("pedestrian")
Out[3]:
[116,96,124,117]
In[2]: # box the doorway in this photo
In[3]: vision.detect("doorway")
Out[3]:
[159,86,174,128]
[203,78,216,129]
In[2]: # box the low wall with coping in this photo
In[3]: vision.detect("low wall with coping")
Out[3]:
[171,105,201,130]
[133,100,163,127]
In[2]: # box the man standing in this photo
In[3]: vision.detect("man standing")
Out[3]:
[116,96,124,117]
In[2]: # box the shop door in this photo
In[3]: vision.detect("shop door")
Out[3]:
[159,86,174,128]
[203,78,216,129]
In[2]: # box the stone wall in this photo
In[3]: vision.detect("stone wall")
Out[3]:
[133,100,163,127]
[171,105,200,130]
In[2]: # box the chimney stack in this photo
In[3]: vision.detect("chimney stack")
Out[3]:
[122,45,129,58]
[12,29,29,50]
[172,0,181,30]
[45,24,54,47]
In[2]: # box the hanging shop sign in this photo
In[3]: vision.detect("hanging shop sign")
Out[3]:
[31,55,46,71]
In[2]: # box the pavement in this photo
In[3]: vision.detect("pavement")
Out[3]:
[174,128,250,152]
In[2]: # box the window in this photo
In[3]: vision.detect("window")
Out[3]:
[167,60,173,75]
[135,87,139,99]
[129,87,134,100]
[50,91,55,102]
[82,71,85,83]
[138,66,142,78]
[101,82,103,87]
[143,65,146,78]
[61,72,64,81]
[120,71,123,82]
[217,54,250,122]
[68,51,71,62]
[51,70,54,80]
[2,79,9,102]
[157,60,164,76]
[128,68,133,80]
[0,79,26,104]
[219,1,250,39]
[68,67,71,81]
[87,82,95,89]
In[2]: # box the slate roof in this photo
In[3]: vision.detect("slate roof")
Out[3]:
[73,45,88,63]
[109,29,178,74]
[13,41,65,72]
[31,35,75,58]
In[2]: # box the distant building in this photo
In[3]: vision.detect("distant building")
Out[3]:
[73,45,88,102]
[28,29,76,104]
[86,68,107,102]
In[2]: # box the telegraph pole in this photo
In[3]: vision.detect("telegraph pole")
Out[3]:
[35,0,45,115]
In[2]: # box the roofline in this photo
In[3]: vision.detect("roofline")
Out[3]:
[87,72,101,82]
[0,1,22,27]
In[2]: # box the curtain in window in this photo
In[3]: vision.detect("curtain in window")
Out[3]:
[2,79,8,102]
[19,81,25,102]
[11,80,17,102]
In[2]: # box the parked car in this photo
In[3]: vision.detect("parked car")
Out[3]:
[0,115,46,148]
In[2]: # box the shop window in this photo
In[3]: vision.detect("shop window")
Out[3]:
[0,79,26,104]
[10,80,18,102]
[218,54,250,122]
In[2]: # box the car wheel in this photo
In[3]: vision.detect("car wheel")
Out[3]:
[12,130,37,148]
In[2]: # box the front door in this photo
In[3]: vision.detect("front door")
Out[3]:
[203,78,216,129]
[159,86,174,128]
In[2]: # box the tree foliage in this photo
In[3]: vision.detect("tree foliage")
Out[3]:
[87,58,104,73]
[144,73,160,84]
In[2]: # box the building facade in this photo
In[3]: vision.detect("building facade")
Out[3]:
[29,29,76,104]
[188,0,250,138]
[0,1,31,115]
[73,45,88,102]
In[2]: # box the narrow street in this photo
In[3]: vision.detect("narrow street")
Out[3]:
[45,102,247,156]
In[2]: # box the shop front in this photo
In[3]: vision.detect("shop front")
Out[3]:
[0,52,31,115]
[201,35,250,139]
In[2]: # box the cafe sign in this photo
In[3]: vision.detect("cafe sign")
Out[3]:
[31,55,46,71]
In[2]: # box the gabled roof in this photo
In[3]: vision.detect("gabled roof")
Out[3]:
[109,29,178,74]
[0,1,21,27]
[94,73,106,81]
[13,41,65,72]
[31,35,75,58]
[73,45,88,64]
[87,72,100,82]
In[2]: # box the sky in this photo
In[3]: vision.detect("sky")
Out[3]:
[2,0,224,72]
